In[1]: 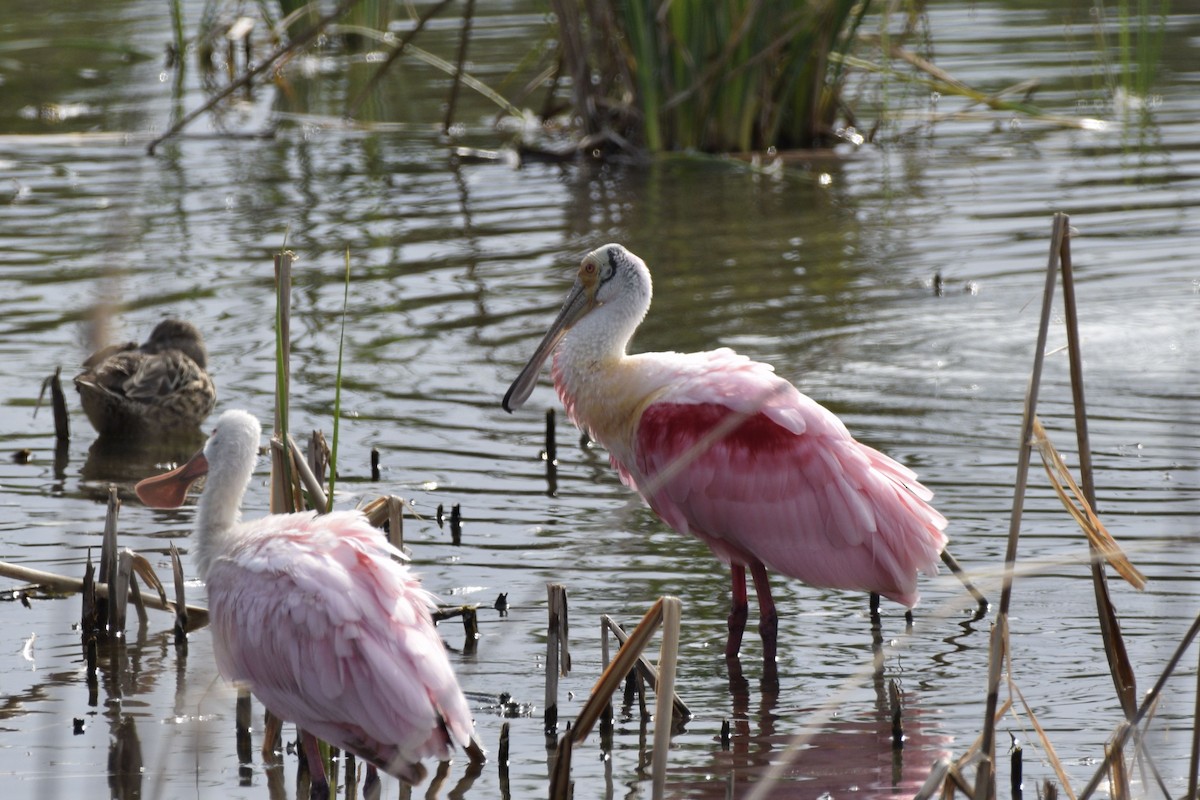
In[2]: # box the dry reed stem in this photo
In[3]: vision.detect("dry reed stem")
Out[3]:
[1077,611,1200,800]
[1058,232,1140,722]
[1105,729,1130,800]
[650,596,681,800]
[973,212,1068,800]
[285,433,329,513]
[1000,615,1077,800]
[545,583,570,735]
[386,495,404,551]
[272,251,296,515]
[1030,418,1145,589]
[600,616,691,722]
[170,544,188,642]
[571,597,666,742]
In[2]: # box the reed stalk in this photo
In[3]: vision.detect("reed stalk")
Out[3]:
[972,213,1068,800]
[327,245,350,507]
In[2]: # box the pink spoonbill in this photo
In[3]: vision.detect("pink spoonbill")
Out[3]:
[503,244,949,671]
[136,409,481,794]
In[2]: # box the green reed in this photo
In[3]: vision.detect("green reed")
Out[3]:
[557,0,862,152]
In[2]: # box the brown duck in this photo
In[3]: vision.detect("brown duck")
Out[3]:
[75,319,217,437]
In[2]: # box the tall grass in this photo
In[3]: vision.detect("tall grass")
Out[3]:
[553,0,863,153]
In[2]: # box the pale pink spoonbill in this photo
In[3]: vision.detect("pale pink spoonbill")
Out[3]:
[503,244,949,669]
[136,409,480,793]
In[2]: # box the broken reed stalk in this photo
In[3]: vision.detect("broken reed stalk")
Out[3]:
[0,560,209,626]
[284,434,329,513]
[386,495,404,550]
[308,430,329,495]
[601,616,691,722]
[272,250,296,515]
[98,485,120,631]
[650,596,681,800]
[973,212,1068,800]
[570,597,687,743]
[544,408,558,496]
[50,366,69,440]
[442,0,476,136]
[544,583,570,736]
[146,0,359,154]
[1058,232,1139,720]
[170,544,188,646]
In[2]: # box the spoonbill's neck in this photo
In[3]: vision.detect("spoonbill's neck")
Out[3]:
[552,293,654,447]
[193,440,256,580]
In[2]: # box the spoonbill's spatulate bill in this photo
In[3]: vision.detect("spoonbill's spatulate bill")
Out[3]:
[136,409,479,790]
[503,244,948,670]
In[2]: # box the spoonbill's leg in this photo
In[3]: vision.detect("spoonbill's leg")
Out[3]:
[301,731,330,800]
[749,561,778,668]
[726,563,749,659]
[363,764,380,799]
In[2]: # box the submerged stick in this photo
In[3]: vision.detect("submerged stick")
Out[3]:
[940,548,988,615]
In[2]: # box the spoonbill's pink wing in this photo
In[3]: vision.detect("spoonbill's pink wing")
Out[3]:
[205,510,473,780]
[630,361,946,607]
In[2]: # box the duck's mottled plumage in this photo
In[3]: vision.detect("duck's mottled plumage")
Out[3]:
[75,319,216,437]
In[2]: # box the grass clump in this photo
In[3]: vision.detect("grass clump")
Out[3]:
[552,0,865,153]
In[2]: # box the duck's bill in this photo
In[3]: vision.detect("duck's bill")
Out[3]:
[135,449,210,508]
[502,280,592,412]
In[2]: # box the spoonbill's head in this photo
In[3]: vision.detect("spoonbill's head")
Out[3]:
[134,410,261,508]
[502,244,652,412]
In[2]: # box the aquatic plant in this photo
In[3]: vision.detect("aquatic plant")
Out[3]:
[549,0,865,153]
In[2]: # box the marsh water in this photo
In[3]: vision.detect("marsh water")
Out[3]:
[1,1,1199,798]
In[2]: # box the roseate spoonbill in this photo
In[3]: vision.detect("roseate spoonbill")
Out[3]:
[503,244,948,668]
[75,318,216,437]
[135,409,480,792]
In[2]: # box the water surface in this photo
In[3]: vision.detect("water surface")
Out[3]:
[1,2,1198,798]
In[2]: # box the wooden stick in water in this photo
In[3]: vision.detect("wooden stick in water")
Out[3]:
[0,560,209,627]
[545,583,569,736]
[170,544,188,648]
[50,366,69,441]
[98,485,121,633]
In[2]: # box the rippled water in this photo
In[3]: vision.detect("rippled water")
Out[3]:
[1,2,1198,798]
